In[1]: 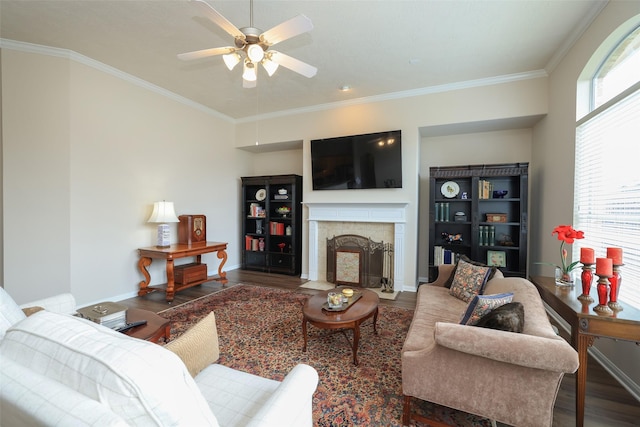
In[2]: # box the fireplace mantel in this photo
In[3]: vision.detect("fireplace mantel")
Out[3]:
[305,202,408,290]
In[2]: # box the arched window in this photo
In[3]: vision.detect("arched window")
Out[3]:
[574,22,640,309]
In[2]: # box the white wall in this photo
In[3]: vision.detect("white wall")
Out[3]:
[418,129,533,280]
[236,78,547,289]
[531,1,640,393]
[2,48,248,306]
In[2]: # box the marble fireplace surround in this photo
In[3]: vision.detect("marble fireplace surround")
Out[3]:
[305,202,408,291]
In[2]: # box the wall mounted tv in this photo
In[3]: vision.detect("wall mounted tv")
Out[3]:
[311,130,402,190]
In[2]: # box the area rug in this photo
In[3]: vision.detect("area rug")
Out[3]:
[300,280,399,301]
[160,284,491,426]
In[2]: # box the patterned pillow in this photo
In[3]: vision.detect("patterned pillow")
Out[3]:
[444,255,497,289]
[165,311,220,377]
[460,292,514,325]
[449,258,492,302]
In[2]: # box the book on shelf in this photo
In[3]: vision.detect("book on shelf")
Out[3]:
[478,180,493,199]
[433,246,458,266]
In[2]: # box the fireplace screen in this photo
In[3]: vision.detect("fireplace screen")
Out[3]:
[326,234,393,288]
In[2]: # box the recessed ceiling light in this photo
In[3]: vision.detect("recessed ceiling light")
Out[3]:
[409,58,420,65]
[339,85,351,92]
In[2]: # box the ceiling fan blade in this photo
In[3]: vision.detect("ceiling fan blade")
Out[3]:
[177,46,236,61]
[260,14,313,46]
[191,0,245,40]
[269,51,317,78]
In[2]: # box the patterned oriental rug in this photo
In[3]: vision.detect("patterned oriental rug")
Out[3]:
[159,284,492,427]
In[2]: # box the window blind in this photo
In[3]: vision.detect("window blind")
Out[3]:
[574,86,640,310]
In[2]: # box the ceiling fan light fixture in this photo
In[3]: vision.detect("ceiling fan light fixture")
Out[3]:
[222,52,241,70]
[246,44,265,62]
[243,60,257,82]
[262,57,279,76]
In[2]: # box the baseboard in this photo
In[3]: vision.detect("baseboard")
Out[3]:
[542,302,640,402]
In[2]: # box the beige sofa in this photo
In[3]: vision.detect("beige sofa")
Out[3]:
[402,264,579,427]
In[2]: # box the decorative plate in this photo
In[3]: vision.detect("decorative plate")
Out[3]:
[255,189,266,201]
[441,181,460,198]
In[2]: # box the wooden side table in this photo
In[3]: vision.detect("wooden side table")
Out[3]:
[122,308,170,343]
[529,276,640,427]
[137,241,228,302]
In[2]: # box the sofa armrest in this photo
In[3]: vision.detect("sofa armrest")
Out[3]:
[428,264,456,287]
[246,364,319,427]
[434,322,579,373]
[20,293,76,315]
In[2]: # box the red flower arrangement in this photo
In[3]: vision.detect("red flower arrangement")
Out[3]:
[552,224,585,280]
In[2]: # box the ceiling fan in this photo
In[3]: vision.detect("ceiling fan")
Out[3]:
[178,0,317,88]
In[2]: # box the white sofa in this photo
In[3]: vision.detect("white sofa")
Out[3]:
[0,288,318,426]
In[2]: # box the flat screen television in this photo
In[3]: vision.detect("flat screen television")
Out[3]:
[311,130,402,190]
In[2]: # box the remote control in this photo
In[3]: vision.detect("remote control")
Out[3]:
[116,320,147,333]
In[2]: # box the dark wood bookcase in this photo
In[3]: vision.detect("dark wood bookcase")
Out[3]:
[428,163,528,278]
[241,174,302,276]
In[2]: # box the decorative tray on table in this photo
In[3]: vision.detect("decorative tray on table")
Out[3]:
[322,291,363,312]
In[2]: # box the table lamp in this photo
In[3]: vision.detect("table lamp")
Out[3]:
[147,201,179,247]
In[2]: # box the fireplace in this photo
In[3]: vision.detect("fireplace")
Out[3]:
[327,234,394,288]
[305,202,407,291]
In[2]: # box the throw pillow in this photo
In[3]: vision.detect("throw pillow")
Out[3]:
[459,292,514,325]
[0,287,27,339]
[476,302,525,333]
[449,258,492,302]
[443,255,498,289]
[22,306,44,316]
[165,311,220,377]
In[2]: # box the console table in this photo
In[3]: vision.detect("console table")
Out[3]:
[137,242,228,302]
[529,276,640,427]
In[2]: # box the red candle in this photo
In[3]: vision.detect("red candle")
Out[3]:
[596,257,613,277]
[580,247,595,264]
[606,247,623,265]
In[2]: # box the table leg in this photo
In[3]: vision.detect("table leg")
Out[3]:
[137,257,153,296]
[165,259,175,302]
[373,307,379,334]
[217,249,228,281]
[575,332,594,427]
[302,318,308,352]
[352,325,360,366]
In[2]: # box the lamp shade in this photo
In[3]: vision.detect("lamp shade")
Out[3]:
[147,201,179,223]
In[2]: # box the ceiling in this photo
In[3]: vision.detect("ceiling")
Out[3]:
[1,0,607,121]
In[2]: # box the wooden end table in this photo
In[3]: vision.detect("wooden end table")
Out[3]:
[529,276,640,427]
[137,241,228,302]
[302,288,379,366]
[122,308,170,343]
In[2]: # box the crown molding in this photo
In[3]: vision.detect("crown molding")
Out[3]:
[0,38,235,123]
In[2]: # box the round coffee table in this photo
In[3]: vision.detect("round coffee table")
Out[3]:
[302,288,379,366]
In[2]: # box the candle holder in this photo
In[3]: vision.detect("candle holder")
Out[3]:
[593,274,613,315]
[578,263,594,303]
[608,264,624,311]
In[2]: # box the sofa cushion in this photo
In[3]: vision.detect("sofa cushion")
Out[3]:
[0,287,26,340]
[449,258,492,302]
[0,311,219,427]
[165,311,220,377]
[459,292,514,325]
[476,301,525,333]
[443,255,497,289]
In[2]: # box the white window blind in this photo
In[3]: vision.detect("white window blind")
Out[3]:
[574,85,640,310]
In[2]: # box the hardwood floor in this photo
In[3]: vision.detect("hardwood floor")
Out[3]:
[118,270,640,427]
